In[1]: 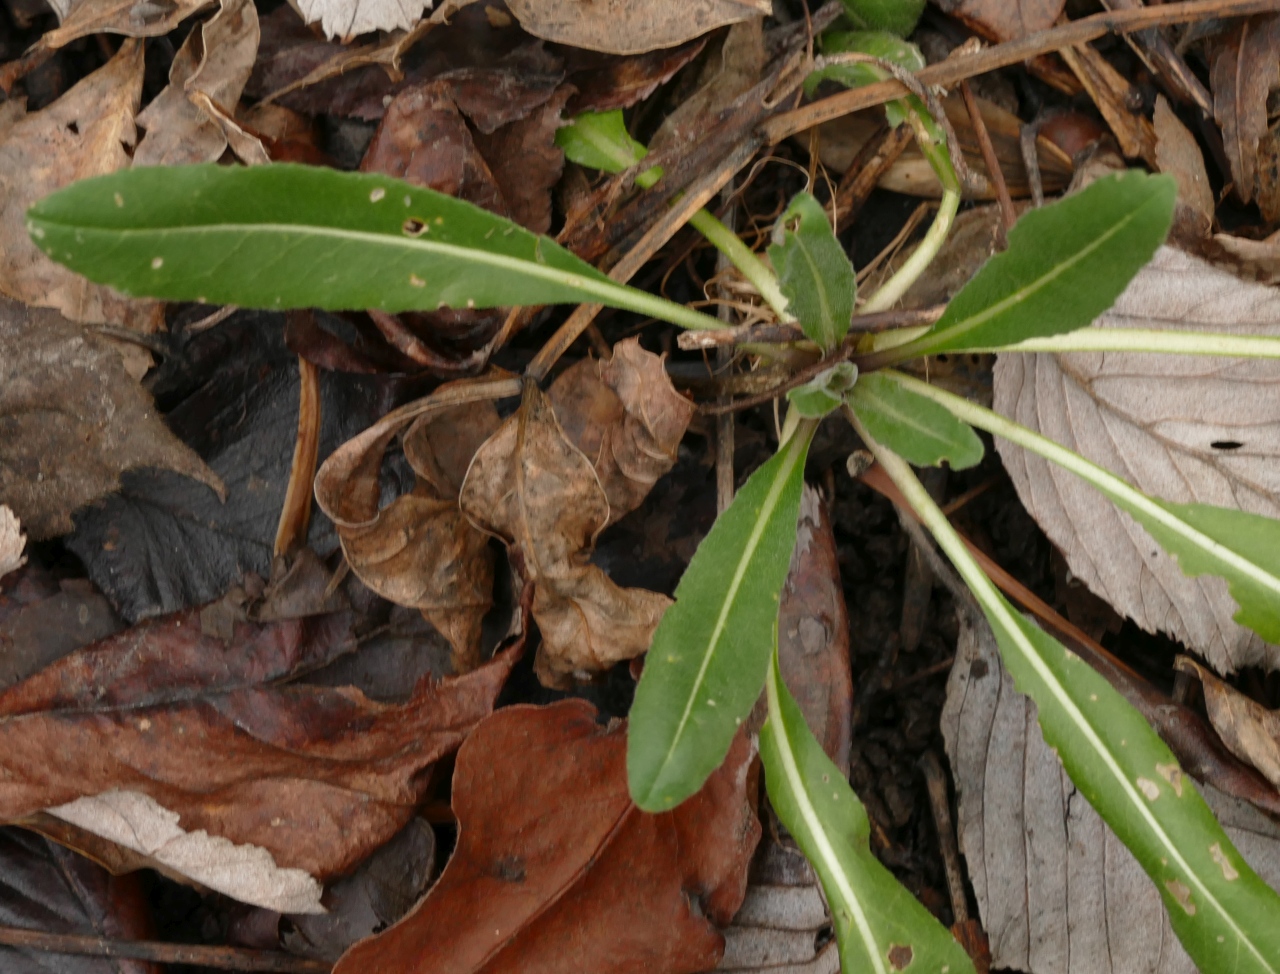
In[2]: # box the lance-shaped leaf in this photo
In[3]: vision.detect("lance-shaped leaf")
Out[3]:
[883,171,1175,360]
[868,439,1280,974]
[761,646,975,974]
[767,193,854,351]
[25,164,719,331]
[556,110,658,178]
[847,372,982,470]
[628,425,815,812]
[890,370,1280,645]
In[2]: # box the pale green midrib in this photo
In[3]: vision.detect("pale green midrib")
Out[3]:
[645,436,806,801]
[795,238,835,348]
[34,219,722,331]
[854,387,953,444]
[870,442,1272,972]
[888,371,1280,603]
[986,329,1280,359]
[912,202,1146,353]
[767,659,887,974]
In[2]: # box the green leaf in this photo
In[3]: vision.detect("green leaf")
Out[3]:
[837,0,926,37]
[871,442,1280,974]
[848,372,983,469]
[808,30,925,126]
[555,110,661,181]
[901,171,1176,356]
[787,362,858,418]
[761,646,975,974]
[767,193,855,350]
[25,163,720,331]
[628,425,815,811]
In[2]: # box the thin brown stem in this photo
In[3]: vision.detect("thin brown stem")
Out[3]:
[959,80,1017,239]
[677,305,945,350]
[274,356,321,559]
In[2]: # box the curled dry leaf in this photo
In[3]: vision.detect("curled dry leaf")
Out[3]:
[930,0,1064,41]
[1210,15,1280,210]
[333,700,759,974]
[0,39,162,332]
[504,0,770,56]
[134,0,267,167]
[0,506,24,579]
[1152,95,1214,239]
[994,247,1280,673]
[49,790,325,914]
[0,607,516,882]
[1175,657,1280,794]
[0,296,221,540]
[942,612,1280,974]
[314,387,501,673]
[40,0,214,48]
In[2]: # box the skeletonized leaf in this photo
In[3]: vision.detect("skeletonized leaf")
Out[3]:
[628,426,813,812]
[26,164,717,331]
[943,613,1280,974]
[849,372,983,469]
[767,193,853,350]
[761,647,976,974]
[905,171,1175,355]
[993,246,1280,672]
[503,0,771,56]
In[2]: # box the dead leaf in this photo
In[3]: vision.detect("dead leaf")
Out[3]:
[0,606,515,882]
[1153,95,1214,238]
[332,700,759,974]
[993,246,1280,674]
[49,790,326,914]
[134,0,266,167]
[1176,657,1280,793]
[40,0,215,49]
[1259,123,1280,224]
[0,39,161,332]
[564,38,706,115]
[930,0,1064,42]
[1211,15,1280,207]
[0,296,221,540]
[942,612,1280,974]
[0,506,24,579]
[1058,42,1156,165]
[504,0,770,57]
[0,825,159,974]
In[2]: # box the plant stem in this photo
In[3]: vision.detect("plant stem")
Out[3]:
[984,328,1280,358]
[881,370,1280,601]
[861,188,959,314]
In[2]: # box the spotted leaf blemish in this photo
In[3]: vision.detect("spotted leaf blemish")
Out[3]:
[1156,763,1183,796]
[113,192,124,207]
[1210,843,1239,881]
[887,944,914,970]
[403,195,412,206]
[151,257,163,269]
[370,187,386,202]
[409,274,425,287]
[1137,777,1160,800]
[403,218,427,236]
[1165,878,1196,915]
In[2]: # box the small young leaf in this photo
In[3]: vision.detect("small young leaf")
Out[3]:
[901,171,1176,356]
[767,193,854,351]
[838,0,926,37]
[807,30,925,130]
[787,362,858,419]
[25,164,719,331]
[761,646,975,974]
[848,372,983,469]
[872,443,1280,974]
[628,425,814,812]
[555,110,659,179]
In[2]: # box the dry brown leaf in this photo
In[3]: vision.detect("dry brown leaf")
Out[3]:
[332,700,759,974]
[48,789,325,913]
[1175,657,1280,793]
[942,612,1280,974]
[1153,95,1214,238]
[1058,42,1156,165]
[993,247,1280,674]
[134,0,267,167]
[0,607,515,881]
[0,507,24,579]
[504,0,770,56]
[0,40,161,332]
[460,382,671,686]
[1210,14,1280,207]
[314,392,500,673]
[0,296,221,539]
[40,0,215,49]
[930,0,1064,42]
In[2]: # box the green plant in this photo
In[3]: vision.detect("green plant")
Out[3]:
[27,139,1280,974]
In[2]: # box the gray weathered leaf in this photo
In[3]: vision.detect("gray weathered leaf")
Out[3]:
[993,246,1280,673]
[941,611,1280,974]
[504,0,770,56]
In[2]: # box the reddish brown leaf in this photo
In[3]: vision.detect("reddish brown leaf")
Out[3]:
[1211,14,1280,206]
[0,608,515,880]
[564,38,706,115]
[932,0,1065,42]
[332,700,759,974]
